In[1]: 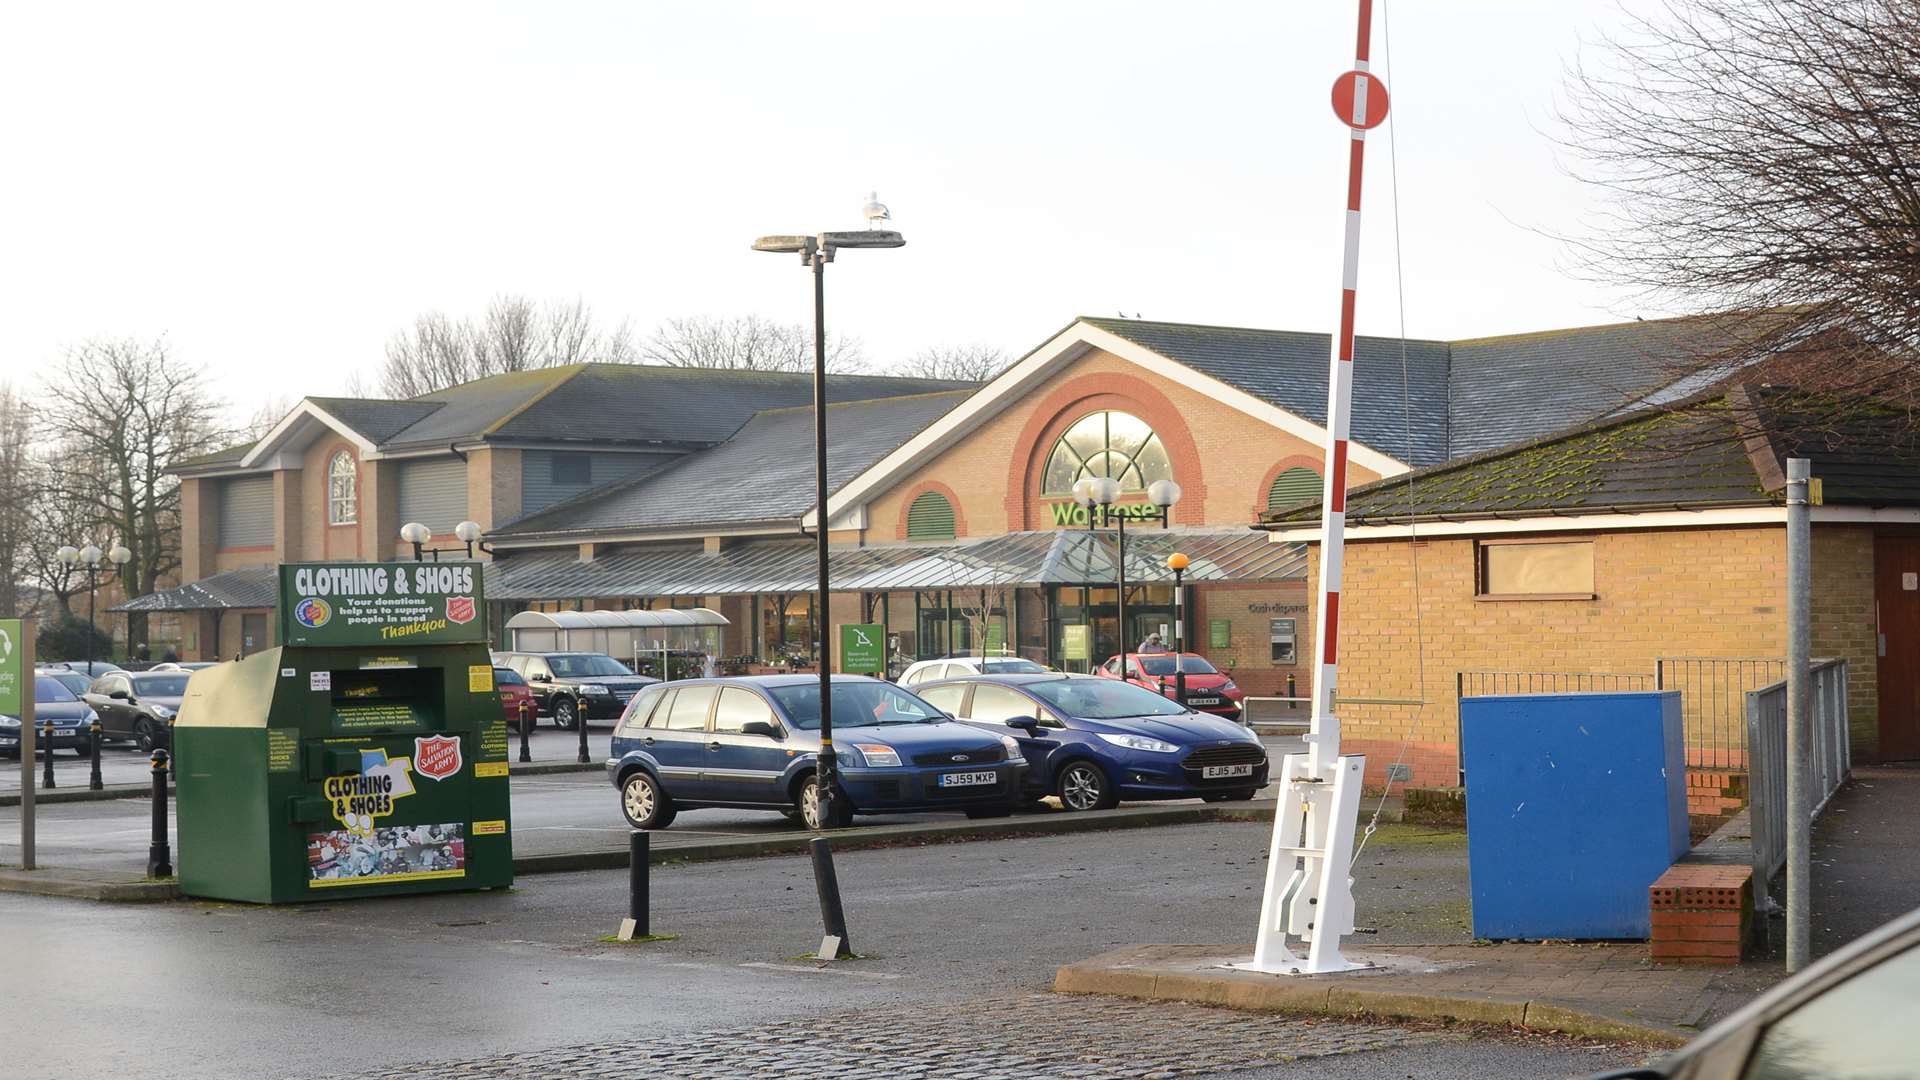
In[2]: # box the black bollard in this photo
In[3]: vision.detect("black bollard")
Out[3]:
[42,720,55,789]
[88,719,103,790]
[1287,672,1297,710]
[576,700,590,764]
[147,749,173,878]
[808,836,853,959]
[624,831,650,939]
[518,703,532,763]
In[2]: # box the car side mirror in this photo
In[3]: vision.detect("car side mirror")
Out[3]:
[530,673,550,682]
[109,690,130,701]
[1006,716,1042,734]
[739,720,781,739]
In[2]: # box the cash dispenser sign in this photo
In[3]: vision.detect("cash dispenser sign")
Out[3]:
[280,562,487,646]
[324,749,417,836]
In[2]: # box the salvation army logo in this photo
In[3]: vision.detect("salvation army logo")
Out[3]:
[293,597,332,628]
[414,735,463,781]
[444,596,476,625]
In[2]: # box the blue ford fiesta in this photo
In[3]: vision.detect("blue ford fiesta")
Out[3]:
[607,675,1026,830]
[913,674,1269,811]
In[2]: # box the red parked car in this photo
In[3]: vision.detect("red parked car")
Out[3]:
[495,666,537,732]
[1096,652,1245,721]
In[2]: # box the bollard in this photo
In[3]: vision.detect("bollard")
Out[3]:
[88,719,103,790]
[1287,673,1297,710]
[576,700,590,764]
[42,720,55,789]
[518,702,533,764]
[617,831,650,940]
[147,749,173,878]
[808,836,853,959]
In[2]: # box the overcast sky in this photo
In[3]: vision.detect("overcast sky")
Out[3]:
[1,1,1667,422]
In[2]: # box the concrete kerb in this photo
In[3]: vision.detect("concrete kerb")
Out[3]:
[0,800,1275,902]
[1053,948,1691,1049]
[0,760,601,807]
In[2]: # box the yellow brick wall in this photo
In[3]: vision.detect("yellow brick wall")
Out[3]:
[1810,525,1879,754]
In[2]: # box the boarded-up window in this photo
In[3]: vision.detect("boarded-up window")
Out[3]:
[905,491,957,540]
[1266,466,1321,513]
[216,475,274,548]
[396,457,469,535]
[1478,541,1594,598]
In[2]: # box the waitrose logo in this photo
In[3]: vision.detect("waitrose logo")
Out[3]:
[1048,501,1165,527]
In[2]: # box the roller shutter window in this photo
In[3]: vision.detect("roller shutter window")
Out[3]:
[521,451,659,514]
[1265,466,1321,514]
[395,457,470,535]
[905,491,957,540]
[216,476,274,548]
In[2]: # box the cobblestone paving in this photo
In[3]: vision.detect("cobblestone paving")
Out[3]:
[314,992,1456,1080]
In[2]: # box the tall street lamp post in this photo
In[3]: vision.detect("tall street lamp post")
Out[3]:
[57,542,131,670]
[1072,478,1181,660]
[752,211,905,830]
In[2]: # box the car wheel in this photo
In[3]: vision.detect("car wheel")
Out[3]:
[133,720,157,753]
[552,697,579,730]
[1202,789,1256,803]
[1057,760,1118,812]
[797,775,854,830]
[964,805,1012,820]
[619,770,676,830]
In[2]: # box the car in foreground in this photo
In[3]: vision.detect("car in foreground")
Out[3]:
[0,675,101,757]
[494,666,537,730]
[1587,904,1920,1080]
[607,675,1025,830]
[1096,652,1245,721]
[915,673,1268,811]
[84,670,191,751]
[897,654,1050,686]
[494,651,658,730]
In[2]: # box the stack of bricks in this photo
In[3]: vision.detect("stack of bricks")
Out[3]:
[1649,863,1753,965]
[1686,770,1747,818]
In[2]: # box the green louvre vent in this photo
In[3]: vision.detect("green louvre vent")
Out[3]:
[905,491,957,540]
[1267,466,1321,513]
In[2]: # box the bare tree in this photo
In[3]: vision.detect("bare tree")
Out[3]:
[38,338,229,648]
[956,587,1010,658]
[243,394,294,441]
[894,343,1008,382]
[20,447,100,620]
[1559,0,1920,405]
[0,386,32,617]
[641,315,866,373]
[376,295,638,397]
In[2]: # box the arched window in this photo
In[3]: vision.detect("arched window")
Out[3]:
[1041,410,1172,495]
[327,451,357,525]
[905,491,957,540]
[1266,466,1321,513]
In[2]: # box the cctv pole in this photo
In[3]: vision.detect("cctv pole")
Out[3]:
[1785,457,1811,971]
[811,239,838,829]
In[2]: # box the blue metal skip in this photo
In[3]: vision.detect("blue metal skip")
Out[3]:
[1461,691,1689,939]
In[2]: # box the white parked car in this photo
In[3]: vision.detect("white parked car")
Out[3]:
[897,654,1050,687]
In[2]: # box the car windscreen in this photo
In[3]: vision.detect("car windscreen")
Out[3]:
[132,675,191,697]
[47,673,90,696]
[1026,678,1189,719]
[1138,655,1218,676]
[981,659,1047,674]
[35,675,77,702]
[494,668,527,686]
[768,682,944,729]
[547,655,633,678]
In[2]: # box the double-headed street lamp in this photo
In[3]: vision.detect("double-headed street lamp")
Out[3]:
[752,210,905,831]
[56,541,132,671]
[1071,477,1181,660]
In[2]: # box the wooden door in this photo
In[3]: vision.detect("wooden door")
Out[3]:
[1873,535,1920,760]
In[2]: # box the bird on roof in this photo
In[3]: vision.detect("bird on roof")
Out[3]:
[862,191,891,229]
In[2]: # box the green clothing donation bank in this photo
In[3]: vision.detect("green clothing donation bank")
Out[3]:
[175,561,513,903]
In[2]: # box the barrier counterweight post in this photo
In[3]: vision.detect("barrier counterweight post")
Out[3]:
[809,836,853,959]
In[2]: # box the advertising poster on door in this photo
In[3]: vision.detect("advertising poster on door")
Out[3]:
[307,822,467,888]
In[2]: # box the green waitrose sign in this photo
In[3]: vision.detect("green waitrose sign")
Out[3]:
[280,562,487,648]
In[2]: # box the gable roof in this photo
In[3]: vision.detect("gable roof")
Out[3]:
[1262,386,1920,529]
[490,391,972,541]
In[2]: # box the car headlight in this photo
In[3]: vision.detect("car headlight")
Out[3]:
[149,705,175,719]
[849,742,899,767]
[1096,732,1180,753]
[0,715,18,729]
[1221,680,1239,692]
[581,685,610,695]
[998,735,1024,763]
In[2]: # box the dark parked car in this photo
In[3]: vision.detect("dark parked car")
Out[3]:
[84,670,191,751]
[0,675,101,758]
[37,668,94,699]
[607,675,1025,830]
[494,651,658,730]
[1588,904,1920,1080]
[45,660,123,679]
[916,673,1268,811]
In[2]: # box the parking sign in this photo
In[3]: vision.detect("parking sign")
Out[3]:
[840,623,884,674]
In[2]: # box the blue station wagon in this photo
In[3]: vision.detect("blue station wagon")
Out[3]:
[607,675,1026,830]
[914,674,1269,811]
